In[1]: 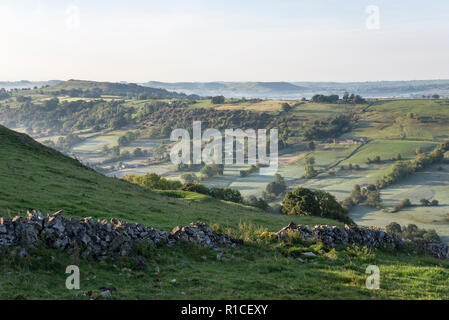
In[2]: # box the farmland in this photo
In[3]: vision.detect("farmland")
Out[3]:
[1,82,449,244]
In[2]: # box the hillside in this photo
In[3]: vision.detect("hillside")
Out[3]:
[1,125,449,300]
[0,124,338,230]
[41,79,199,100]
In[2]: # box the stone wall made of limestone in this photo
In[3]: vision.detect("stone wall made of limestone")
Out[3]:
[275,222,449,260]
[0,210,242,260]
[1,210,448,261]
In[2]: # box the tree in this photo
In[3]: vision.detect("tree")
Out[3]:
[430,200,439,206]
[282,187,353,224]
[110,115,127,129]
[255,198,269,211]
[365,189,382,208]
[211,96,225,104]
[101,144,110,155]
[352,95,366,104]
[111,146,120,156]
[304,156,317,179]
[307,141,315,151]
[180,173,198,183]
[125,172,182,190]
[281,103,292,112]
[282,187,320,216]
[133,148,145,157]
[385,222,402,234]
[246,195,258,206]
[181,182,209,195]
[117,135,129,146]
[209,187,243,203]
[200,164,224,178]
[264,174,286,198]
[273,173,285,185]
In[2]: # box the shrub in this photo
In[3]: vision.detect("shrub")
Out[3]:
[123,173,182,190]
[180,173,198,183]
[262,174,286,200]
[180,183,210,195]
[210,187,243,204]
[391,198,412,213]
[385,222,402,234]
[200,164,224,178]
[430,200,439,206]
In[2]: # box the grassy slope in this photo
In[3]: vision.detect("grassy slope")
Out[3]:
[39,79,186,98]
[0,125,338,231]
[353,99,449,141]
[1,118,448,299]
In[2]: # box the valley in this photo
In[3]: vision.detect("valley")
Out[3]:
[1,80,449,300]
[3,83,447,242]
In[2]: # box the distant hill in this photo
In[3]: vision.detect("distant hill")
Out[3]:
[0,80,61,90]
[140,80,449,99]
[41,79,200,99]
[141,81,306,98]
[5,79,449,99]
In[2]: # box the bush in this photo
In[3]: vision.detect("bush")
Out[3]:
[180,173,198,183]
[430,200,439,206]
[210,187,243,204]
[262,174,286,200]
[391,198,412,213]
[200,164,224,178]
[246,196,269,211]
[123,173,182,190]
[180,183,210,195]
[385,222,402,234]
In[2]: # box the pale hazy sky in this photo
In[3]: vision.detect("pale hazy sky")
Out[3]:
[1,0,448,82]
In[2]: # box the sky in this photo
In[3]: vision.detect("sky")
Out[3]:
[0,0,449,82]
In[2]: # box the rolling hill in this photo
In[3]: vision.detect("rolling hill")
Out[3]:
[1,124,449,300]
[0,124,338,231]
[40,79,199,100]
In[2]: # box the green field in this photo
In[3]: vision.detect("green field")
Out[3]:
[1,86,449,299]
[3,123,449,300]
[340,140,439,165]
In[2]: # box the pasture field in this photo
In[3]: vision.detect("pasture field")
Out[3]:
[2,92,449,299]
[4,94,449,244]
[339,140,439,165]
[216,99,296,112]
[373,164,449,242]
[353,99,449,141]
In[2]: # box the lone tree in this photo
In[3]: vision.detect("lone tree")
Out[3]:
[211,95,225,104]
[282,187,320,216]
[304,156,317,179]
[281,103,292,112]
[282,187,353,224]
